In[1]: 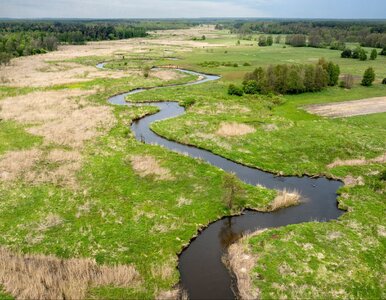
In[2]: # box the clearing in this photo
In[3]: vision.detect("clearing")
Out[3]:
[305,96,386,118]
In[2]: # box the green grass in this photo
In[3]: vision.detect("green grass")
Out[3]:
[0,121,42,155]
[1,29,385,299]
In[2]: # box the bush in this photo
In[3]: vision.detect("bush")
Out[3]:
[380,48,386,56]
[228,84,244,96]
[339,74,354,89]
[361,67,375,86]
[285,34,307,47]
[243,80,259,94]
[143,66,151,78]
[359,50,367,61]
[258,35,267,46]
[243,62,251,66]
[0,52,12,65]
[370,49,378,60]
[341,48,352,58]
[382,78,386,84]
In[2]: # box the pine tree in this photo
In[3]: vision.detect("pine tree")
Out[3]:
[361,67,375,86]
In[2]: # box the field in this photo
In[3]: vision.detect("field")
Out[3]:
[0,26,385,299]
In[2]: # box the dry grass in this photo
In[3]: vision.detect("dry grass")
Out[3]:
[156,288,188,300]
[327,153,386,168]
[305,97,386,118]
[0,149,42,181]
[0,148,82,188]
[225,230,266,300]
[267,189,301,211]
[216,122,255,137]
[0,246,140,300]
[343,175,365,187]
[0,90,116,148]
[129,155,174,180]
[152,69,183,81]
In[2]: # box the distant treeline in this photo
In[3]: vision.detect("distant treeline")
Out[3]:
[217,20,386,49]
[0,20,200,65]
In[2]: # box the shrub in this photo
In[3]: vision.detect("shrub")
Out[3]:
[243,62,251,66]
[339,74,354,89]
[285,34,307,47]
[258,35,267,46]
[380,48,386,56]
[143,66,151,78]
[243,80,259,94]
[0,52,12,65]
[228,84,244,96]
[370,49,378,60]
[361,67,375,86]
[382,78,386,84]
[341,48,352,58]
[267,35,273,46]
[359,50,367,61]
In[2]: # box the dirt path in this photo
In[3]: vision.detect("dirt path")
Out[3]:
[305,97,386,118]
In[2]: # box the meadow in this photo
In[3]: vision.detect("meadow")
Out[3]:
[0,26,385,299]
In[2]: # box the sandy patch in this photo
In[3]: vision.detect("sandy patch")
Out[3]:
[305,97,386,118]
[0,246,140,300]
[327,153,386,168]
[216,122,255,137]
[129,155,174,180]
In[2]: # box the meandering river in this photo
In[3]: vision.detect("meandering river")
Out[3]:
[106,67,344,299]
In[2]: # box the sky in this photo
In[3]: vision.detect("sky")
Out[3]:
[1,0,386,19]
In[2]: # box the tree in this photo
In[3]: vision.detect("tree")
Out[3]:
[0,52,12,65]
[341,48,352,58]
[228,84,244,96]
[361,67,375,86]
[325,62,340,86]
[370,49,378,60]
[314,65,328,91]
[275,35,281,44]
[267,35,273,46]
[308,33,322,48]
[380,48,386,56]
[339,74,354,89]
[359,50,367,61]
[222,173,243,210]
[258,35,267,46]
[287,65,305,94]
[286,34,307,47]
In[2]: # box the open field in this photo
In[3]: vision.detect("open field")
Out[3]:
[305,96,386,117]
[0,25,385,299]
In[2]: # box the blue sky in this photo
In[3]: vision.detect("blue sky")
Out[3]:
[1,0,386,18]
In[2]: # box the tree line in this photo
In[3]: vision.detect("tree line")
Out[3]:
[229,59,340,96]
[218,20,386,49]
[0,21,149,65]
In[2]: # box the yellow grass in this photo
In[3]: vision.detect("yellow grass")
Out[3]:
[225,230,266,300]
[0,247,140,300]
[0,149,42,181]
[129,155,174,180]
[216,122,255,137]
[327,152,386,168]
[268,189,301,211]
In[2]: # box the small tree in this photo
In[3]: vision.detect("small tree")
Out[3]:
[143,65,151,78]
[380,48,386,56]
[258,35,267,47]
[359,50,367,61]
[228,84,244,96]
[339,74,354,89]
[326,62,340,86]
[382,78,386,85]
[370,49,378,60]
[361,67,375,86]
[222,173,243,210]
[275,35,281,44]
[267,35,273,46]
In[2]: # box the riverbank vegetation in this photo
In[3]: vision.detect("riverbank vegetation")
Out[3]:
[0,24,385,299]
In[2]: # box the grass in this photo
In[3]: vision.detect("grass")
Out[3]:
[0,27,385,299]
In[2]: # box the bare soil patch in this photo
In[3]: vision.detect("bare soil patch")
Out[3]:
[305,97,386,118]
[216,122,255,137]
[151,69,183,81]
[0,246,140,300]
